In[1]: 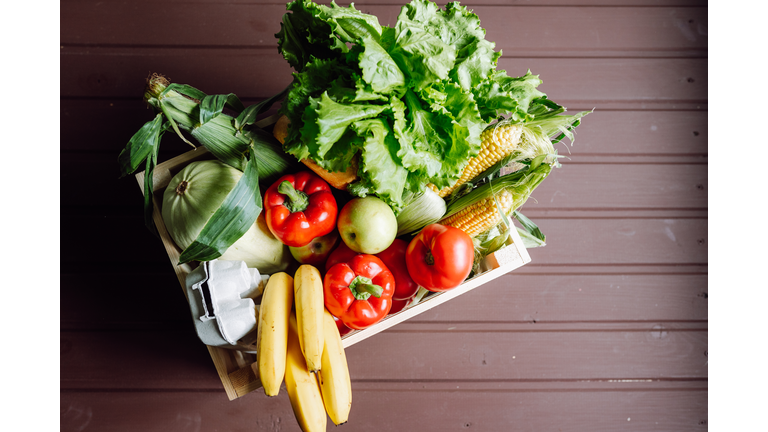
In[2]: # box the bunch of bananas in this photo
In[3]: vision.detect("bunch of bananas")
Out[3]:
[256,265,352,431]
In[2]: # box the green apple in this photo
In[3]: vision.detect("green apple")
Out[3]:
[289,230,340,269]
[337,196,398,254]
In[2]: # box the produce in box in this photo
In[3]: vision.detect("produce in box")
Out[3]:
[161,160,291,273]
[255,272,294,396]
[323,254,396,330]
[336,196,399,254]
[376,239,420,301]
[118,0,589,429]
[263,171,338,247]
[288,229,340,271]
[317,308,352,425]
[293,265,327,372]
[406,223,475,292]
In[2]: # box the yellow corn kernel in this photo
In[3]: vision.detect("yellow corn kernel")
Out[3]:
[435,124,523,198]
[438,189,515,237]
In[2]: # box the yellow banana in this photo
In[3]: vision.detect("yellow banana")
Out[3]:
[294,265,325,372]
[318,309,352,425]
[255,272,294,396]
[286,312,327,432]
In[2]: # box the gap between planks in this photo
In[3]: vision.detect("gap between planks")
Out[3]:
[56,95,710,112]
[60,378,708,394]
[59,262,709,275]
[59,320,708,332]
[60,43,707,59]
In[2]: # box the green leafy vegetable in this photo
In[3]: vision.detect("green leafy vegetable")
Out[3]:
[275,0,572,214]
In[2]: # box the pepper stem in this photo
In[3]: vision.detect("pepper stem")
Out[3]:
[348,275,383,301]
[278,181,309,213]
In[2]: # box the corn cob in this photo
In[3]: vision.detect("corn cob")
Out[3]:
[439,162,552,237]
[438,189,515,237]
[141,74,294,184]
[436,109,590,237]
[430,123,523,198]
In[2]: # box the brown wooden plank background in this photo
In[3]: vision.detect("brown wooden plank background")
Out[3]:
[60,0,708,430]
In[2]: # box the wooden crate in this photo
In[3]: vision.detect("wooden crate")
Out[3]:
[135,115,532,400]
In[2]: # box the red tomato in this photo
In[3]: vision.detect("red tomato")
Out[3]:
[387,297,411,315]
[376,239,420,300]
[405,224,474,292]
[325,240,361,271]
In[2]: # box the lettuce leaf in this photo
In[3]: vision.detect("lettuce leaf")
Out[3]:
[275,0,574,213]
[396,89,458,183]
[358,36,407,95]
[474,70,546,123]
[281,57,357,160]
[390,23,456,91]
[275,0,347,71]
[351,118,409,206]
[316,2,383,44]
[301,91,389,160]
[398,0,498,91]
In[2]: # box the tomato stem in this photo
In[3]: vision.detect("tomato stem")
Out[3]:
[278,180,309,213]
[425,251,435,266]
[348,275,383,300]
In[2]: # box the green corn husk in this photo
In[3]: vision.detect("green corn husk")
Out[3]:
[440,158,550,268]
[118,73,295,262]
[471,210,547,271]
[396,188,447,237]
[442,104,589,253]
[443,159,552,222]
[141,74,294,179]
[511,210,546,248]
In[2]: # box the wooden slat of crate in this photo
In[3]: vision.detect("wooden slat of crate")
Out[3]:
[135,115,531,399]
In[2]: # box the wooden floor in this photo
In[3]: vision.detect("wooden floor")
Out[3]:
[60,0,708,430]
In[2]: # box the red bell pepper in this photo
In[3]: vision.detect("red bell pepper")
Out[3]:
[264,171,338,247]
[376,238,420,301]
[323,254,395,330]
